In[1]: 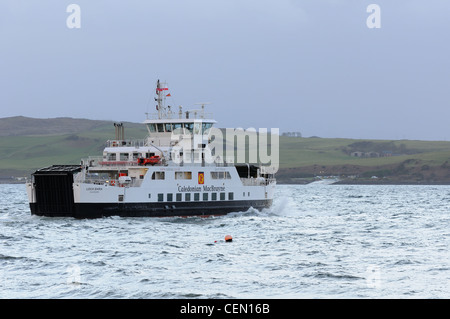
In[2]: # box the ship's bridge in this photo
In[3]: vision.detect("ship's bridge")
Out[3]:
[144,118,216,136]
[143,103,217,148]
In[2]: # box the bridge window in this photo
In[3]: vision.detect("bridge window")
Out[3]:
[173,123,183,132]
[148,124,156,132]
[202,123,213,134]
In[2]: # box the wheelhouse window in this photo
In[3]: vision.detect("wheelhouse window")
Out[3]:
[193,123,201,135]
[202,123,213,134]
[184,122,194,133]
[148,124,156,132]
[165,123,172,132]
[172,123,183,133]
[156,123,164,132]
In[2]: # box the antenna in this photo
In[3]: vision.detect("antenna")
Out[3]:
[193,102,211,119]
[194,102,211,109]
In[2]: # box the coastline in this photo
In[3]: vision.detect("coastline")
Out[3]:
[277,177,450,185]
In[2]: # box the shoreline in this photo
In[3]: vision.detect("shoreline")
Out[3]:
[277,177,450,185]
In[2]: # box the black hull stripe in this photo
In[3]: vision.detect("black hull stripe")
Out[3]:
[30,199,273,219]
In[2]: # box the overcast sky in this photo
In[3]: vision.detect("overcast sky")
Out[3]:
[1,0,449,140]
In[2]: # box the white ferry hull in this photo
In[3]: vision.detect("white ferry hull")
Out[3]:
[29,199,272,218]
[27,165,275,219]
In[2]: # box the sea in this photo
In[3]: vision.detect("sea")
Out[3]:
[0,183,449,299]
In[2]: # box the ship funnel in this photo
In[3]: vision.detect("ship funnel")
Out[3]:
[114,122,125,140]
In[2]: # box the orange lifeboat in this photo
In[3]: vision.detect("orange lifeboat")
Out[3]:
[138,156,161,166]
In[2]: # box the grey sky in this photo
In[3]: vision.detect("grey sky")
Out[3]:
[1,0,449,140]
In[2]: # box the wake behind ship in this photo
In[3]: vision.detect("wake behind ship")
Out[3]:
[26,80,276,218]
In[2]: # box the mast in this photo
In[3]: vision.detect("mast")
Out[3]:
[155,79,169,119]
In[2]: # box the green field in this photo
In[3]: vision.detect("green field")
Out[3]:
[2,117,450,183]
[279,137,450,168]
[0,119,148,176]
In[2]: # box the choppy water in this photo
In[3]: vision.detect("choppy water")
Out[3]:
[1,183,449,299]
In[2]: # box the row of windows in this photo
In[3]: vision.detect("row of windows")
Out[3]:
[210,171,232,179]
[107,152,155,161]
[151,171,231,180]
[156,192,234,202]
[147,122,214,134]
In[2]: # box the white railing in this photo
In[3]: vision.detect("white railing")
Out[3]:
[77,177,144,188]
[145,112,214,120]
[106,139,147,148]
[81,156,140,168]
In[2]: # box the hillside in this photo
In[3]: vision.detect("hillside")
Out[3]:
[277,137,450,184]
[0,116,112,136]
[1,116,450,184]
[0,116,147,180]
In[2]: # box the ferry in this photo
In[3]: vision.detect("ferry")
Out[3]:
[26,80,276,218]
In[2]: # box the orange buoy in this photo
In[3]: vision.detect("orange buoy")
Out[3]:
[224,235,233,242]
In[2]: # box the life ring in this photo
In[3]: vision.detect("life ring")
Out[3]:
[110,180,115,186]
